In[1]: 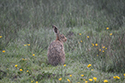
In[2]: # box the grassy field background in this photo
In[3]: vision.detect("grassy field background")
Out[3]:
[0,0,125,83]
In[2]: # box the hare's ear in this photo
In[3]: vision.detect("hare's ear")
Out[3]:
[52,25,60,41]
[52,25,59,34]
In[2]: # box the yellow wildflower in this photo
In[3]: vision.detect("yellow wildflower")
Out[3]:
[97,55,98,56]
[115,76,118,78]
[87,64,91,68]
[69,75,72,77]
[81,74,84,77]
[81,40,82,42]
[89,79,93,81]
[79,33,81,35]
[116,76,120,79]
[92,43,94,46]
[87,36,89,38]
[27,44,30,46]
[15,65,18,67]
[110,33,112,36]
[104,80,108,83]
[2,50,5,53]
[36,81,38,83]
[20,69,23,71]
[0,36,2,38]
[33,54,35,56]
[124,74,125,76]
[85,81,88,83]
[27,70,29,72]
[93,77,97,82]
[67,79,70,82]
[95,43,98,46]
[113,76,116,79]
[99,49,101,51]
[105,48,107,50]
[102,46,105,48]
[102,50,104,52]
[31,80,34,82]
[22,58,25,60]
[91,69,94,71]
[24,44,27,46]
[83,79,86,81]
[113,76,120,79]
[64,64,66,67]
[106,27,109,30]
[59,78,62,81]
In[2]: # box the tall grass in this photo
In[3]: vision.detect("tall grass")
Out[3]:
[0,0,125,82]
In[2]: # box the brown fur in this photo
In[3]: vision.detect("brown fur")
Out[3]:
[47,25,67,66]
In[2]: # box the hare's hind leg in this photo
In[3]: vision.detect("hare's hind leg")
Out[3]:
[60,56,65,65]
[48,56,60,66]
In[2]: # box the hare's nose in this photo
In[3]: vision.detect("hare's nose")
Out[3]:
[65,38,67,41]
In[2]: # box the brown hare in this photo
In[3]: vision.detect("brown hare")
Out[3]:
[47,25,67,66]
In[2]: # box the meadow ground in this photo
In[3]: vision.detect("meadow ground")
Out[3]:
[0,27,125,83]
[0,0,125,83]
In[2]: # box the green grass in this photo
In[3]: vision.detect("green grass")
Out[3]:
[0,27,125,83]
[0,0,125,83]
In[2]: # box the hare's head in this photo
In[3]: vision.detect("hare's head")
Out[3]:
[59,34,67,42]
[52,25,67,42]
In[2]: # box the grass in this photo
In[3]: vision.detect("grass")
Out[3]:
[0,0,125,83]
[0,27,125,83]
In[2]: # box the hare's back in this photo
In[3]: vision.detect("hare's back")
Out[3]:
[48,41,64,53]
